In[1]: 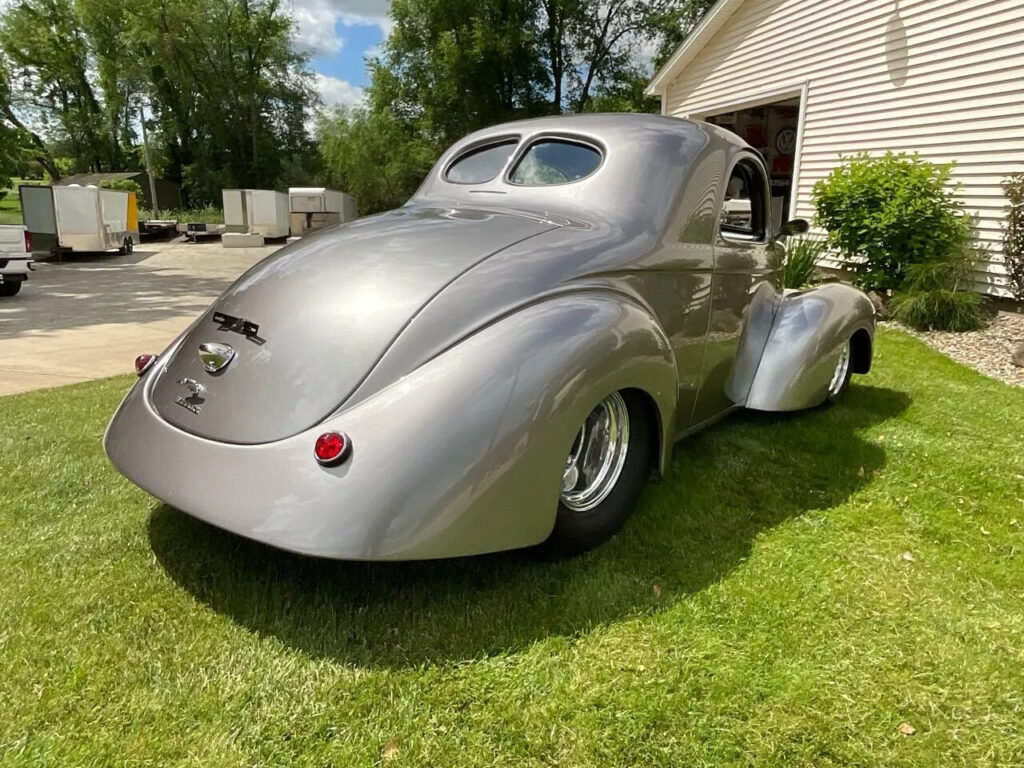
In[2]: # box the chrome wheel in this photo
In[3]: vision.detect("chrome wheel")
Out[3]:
[828,342,851,397]
[560,392,630,512]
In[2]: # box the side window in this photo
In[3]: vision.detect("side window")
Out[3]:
[720,159,768,241]
[446,140,518,184]
[509,139,602,186]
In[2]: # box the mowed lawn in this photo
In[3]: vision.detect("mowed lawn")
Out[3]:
[0,189,22,225]
[1,330,1022,766]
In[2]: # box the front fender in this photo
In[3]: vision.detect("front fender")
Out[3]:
[745,283,875,412]
[106,292,677,559]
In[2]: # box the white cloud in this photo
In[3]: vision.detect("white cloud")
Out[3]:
[314,73,366,109]
[289,0,392,57]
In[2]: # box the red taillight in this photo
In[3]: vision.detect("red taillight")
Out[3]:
[23,230,32,253]
[134,354,157,376]
[314,431,351,466]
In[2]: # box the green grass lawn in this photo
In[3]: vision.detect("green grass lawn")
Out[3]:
[0,187,22,225]
[1,330,1022,766]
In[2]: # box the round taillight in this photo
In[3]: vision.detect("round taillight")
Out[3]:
[134,353,157,376]
[314,431,351,466]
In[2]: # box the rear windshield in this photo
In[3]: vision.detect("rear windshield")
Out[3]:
[446,140,518,184]
[509,139,602,185]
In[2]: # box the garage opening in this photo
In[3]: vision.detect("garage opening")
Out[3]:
[700,96,801,229]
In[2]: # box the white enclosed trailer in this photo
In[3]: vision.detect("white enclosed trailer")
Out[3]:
[288,187,358,236]
[20,185,139,256]
[222,189,290,239]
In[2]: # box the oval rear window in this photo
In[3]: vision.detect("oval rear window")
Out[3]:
[509,139,602,185]
[446,140,518,184]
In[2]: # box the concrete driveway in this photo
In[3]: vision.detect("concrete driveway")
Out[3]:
[0,239,281,396]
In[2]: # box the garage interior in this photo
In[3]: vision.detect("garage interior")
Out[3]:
[702,96,801,228]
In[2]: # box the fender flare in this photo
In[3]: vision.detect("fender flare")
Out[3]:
[744,283,875,412]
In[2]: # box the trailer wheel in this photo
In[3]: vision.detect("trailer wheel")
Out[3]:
[127,237,134,254]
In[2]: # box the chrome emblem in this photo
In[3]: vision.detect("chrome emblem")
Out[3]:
[175,377,206,414]
[178,377,205,395]
[199,342,235,373]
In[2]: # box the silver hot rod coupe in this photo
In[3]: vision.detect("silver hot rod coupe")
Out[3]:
[105,114,874,560]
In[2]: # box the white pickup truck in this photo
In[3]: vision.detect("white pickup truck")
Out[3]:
[0,224,34,296]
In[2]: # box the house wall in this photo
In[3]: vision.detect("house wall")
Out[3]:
[661,0,1024,295]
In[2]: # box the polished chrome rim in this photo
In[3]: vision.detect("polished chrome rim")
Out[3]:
[560,392,630,512]
[828,342,851,397]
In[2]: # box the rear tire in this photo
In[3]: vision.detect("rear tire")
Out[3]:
[0,278,23,297]
[545,391,654,556]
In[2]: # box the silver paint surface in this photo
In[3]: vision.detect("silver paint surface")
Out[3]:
[105,114,875,560]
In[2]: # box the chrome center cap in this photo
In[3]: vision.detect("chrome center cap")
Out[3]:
[198,342,235,373]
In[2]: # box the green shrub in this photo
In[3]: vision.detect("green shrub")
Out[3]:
[1002,173,1024,301]
[812,152,971,292]
[99,178,144,196]
[890,248,986,331]
[783,235,827,289]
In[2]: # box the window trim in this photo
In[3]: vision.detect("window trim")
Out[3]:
[444,136,520,185]
[504,135,605,187]
[718,154,771,244]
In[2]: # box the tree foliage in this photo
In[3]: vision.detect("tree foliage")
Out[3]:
[318,106,436,215]
[99,178,144,196]
[320,0,714,214]
[1002,173,1024,302]
[0,0,317,202]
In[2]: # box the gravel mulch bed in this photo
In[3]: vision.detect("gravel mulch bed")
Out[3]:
[883,311,1024,388]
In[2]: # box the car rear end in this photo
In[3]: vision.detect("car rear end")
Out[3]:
[0,225,34,296]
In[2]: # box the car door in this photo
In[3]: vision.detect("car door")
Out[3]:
[690,153,782,425]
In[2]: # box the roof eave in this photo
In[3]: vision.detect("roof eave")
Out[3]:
[645,0,746,97]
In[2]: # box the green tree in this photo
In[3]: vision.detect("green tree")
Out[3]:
[130,0,317,202]
[321,0,713,212]
[318,106,436,215]
[377,0,550,144]
[0,58,39,184]
[0,0,123,174]
[0,0,317,202]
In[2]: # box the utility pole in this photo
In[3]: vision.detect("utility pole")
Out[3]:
[138,103,160,219]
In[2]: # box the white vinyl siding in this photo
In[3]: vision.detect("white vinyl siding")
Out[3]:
[660,0,1024,295]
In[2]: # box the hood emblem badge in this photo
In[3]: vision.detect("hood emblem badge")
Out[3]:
[175,377,206,414]
[199,342,235,373]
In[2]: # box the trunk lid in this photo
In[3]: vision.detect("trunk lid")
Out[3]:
[151,206,557,443]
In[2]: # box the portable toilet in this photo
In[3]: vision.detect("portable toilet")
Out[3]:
[222,189,290,239]
[288,187,358,236]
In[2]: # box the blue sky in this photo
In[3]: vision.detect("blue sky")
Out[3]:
[289,0,392,109]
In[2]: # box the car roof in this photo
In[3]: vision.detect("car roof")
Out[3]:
[411,113,752,232]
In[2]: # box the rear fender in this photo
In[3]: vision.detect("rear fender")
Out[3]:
[107,292,677,559]
[743,283,875,412]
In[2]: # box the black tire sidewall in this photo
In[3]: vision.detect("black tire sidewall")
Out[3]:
[546,392,654,555]
[0,279,22,296]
